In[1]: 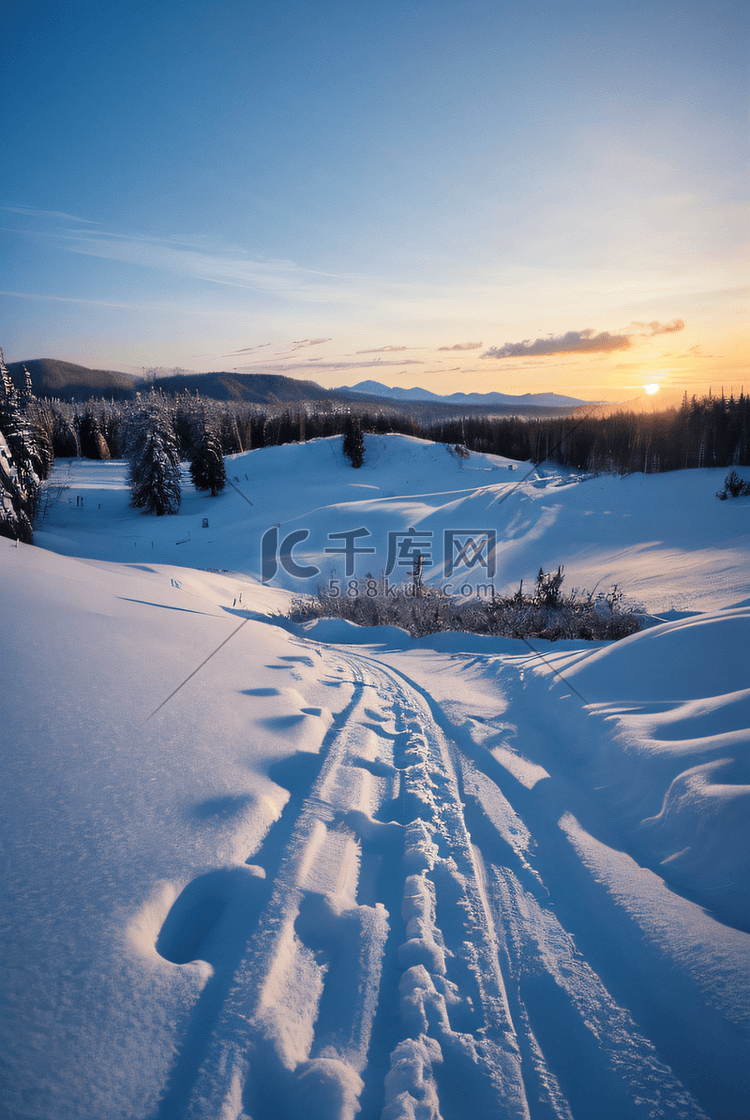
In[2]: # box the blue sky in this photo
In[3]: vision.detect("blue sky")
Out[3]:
[2,0,747,401]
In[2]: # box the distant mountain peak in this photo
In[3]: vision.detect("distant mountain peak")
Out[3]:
[339,380,590,409]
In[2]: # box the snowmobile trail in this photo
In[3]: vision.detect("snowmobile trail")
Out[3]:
[153,643,715,1120]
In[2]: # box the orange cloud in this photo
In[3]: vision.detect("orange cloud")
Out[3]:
[629,319,685,336]
[437,341,483,351]
[482,329,631,359]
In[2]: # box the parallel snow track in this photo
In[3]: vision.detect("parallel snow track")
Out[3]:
[153,645,708,1120]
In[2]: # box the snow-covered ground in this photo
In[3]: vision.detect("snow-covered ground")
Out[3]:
[2,434,749,1120]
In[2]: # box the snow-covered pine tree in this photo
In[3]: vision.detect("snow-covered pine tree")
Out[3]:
[0,428,34,542]
[20,378,54,484]
[189,427,226,496]
[0,348,44,537]
[52,405,80,457]
[77,409,111,459]
[127,395,182,515]
[20,364,34,406]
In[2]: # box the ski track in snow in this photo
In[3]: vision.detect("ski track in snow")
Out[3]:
[150,642,712,1120]
[9,447,750,1118]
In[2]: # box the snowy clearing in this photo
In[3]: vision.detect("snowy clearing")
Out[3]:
[2,435,749,1119]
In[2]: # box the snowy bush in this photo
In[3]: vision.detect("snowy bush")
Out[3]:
[287,567,643,641]
[534,564,564,607]
[716,470,750,500]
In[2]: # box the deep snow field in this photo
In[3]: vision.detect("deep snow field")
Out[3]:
[1,434,749,1120]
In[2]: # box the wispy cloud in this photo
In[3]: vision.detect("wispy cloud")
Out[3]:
[6,211,361,303]
[437,341,483,351]
[235,358,423,373]
[482,329,632,359]
[356,345,411,354]
[220,338,331,360]
[1,205,99,224]
[62,230,341,296]
[627,319,685,336]
[0,289,134,308]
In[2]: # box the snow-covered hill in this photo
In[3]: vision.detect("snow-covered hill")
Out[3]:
[2,434,749,1120]
[35,434,750,615]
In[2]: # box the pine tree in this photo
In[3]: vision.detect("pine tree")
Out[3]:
[20,364,34,406]
[77,409,111,459]
[128,397,181,515]
[0,348,43,536]
[0,428,34,542]
[189,427,226,496]
[342,413,365,468]
[51,405,80,457]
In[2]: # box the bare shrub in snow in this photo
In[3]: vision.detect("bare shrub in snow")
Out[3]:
[716,470,750,500]
[287,567,643,641]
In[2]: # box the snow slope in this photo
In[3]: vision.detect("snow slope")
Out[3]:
[1,435,749,1120]
[36,435,750,614]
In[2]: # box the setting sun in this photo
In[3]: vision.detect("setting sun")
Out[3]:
[644,384,661,395]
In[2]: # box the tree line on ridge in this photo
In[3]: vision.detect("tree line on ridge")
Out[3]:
[2,350,749,543]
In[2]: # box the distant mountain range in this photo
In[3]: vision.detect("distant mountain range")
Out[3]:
[7,359,590,414]
[7,358,138,400]
[340,379,591,409]
[142,370,334,403]
[6,360,334,404]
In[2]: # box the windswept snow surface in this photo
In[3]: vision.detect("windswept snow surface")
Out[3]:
[2,435,749,1120]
